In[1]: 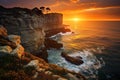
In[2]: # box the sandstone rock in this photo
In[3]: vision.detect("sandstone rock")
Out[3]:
[45,71,52,75]
[0,25,8,37]
[0,46,12,53]
[0,6,63,53]
[25,60,39,69]
[11,44,24,58]
[0,37,17,49]
[66,73,79,80]
[57,77,67,80]
[37,68,45,72]
[52,75,61,79]
[8,35,21,45]
[20,28,45,53]
[0,26,17,49]
[61,52,84,65]
[33,72,39,78]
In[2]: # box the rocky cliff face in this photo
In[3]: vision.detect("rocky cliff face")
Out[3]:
[0,26,86,80]
[0,6,63,53]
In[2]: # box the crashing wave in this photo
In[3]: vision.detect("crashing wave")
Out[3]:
[47,49,105,79]
[50,32,73,38]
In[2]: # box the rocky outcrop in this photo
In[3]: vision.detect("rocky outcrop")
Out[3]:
[61,52,84,65]
[0,6,63,53]
[45,28,71,37]
[0,26,24,58]
[0,26,86,80]
[45,38,63,49]
[0,26,17,49]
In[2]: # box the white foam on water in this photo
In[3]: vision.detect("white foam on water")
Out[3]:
[47,49,105,79]
[50,32,72,39]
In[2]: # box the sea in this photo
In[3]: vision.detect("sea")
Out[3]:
[47,21,120,80]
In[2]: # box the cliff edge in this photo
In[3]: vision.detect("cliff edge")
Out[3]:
[0,6,69,53]
[0,26,85,80]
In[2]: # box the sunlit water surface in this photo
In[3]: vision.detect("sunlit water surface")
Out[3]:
[48,21,120,80]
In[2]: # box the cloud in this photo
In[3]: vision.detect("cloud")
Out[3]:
[70,0,79,3]
[0,0,120,19]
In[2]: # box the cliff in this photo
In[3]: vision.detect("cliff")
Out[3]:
[0,6,65,53]
[0,26,85,80]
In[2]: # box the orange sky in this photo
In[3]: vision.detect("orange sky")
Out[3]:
[0,0,120,21]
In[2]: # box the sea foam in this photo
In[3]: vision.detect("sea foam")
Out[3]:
[47,49,105,79]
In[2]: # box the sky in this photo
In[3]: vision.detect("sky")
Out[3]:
[0,0,120,21]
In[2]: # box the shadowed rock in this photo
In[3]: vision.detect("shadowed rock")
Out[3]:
[45,38,63,49]
[33,47,48,62]
[45,28,71,37]
[61,52,83,65]
[0,26,17,49]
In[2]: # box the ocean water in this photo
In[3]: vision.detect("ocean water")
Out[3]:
[48,21,120,80]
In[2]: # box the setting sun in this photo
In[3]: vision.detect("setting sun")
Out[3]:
[72,18,80,22]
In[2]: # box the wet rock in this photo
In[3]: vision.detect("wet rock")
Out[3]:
[61,52,84,65]
[45,28,71,37]
[45,38,63,49]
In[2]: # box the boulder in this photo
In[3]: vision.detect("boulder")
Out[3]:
[8,35,21,45]
[57,78,67,80]
[0,38,17,49]
[0,46,12,53]
[66,73,79,80]
[25,60,39,70]
[45,38,63,49]
[11,44,24,58]
[61,52,83,65]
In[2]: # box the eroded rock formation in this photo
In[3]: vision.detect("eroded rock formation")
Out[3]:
[61,52,84,65]
[0,6,64,53]
[0,27,86,80]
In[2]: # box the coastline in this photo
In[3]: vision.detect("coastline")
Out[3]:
[0,6,86,80]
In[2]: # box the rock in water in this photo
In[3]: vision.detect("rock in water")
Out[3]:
[45,38,63,49]
[61,52,84,65]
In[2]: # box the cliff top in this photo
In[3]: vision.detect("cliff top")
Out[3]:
[0,5,62,17]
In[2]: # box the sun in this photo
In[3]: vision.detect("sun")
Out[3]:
[72,18,80,22]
